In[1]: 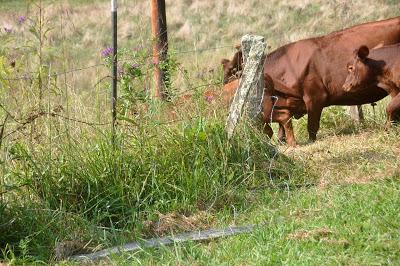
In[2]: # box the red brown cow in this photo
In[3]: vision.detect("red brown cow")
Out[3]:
[223,17,400,145]
[203,79,240,104]
[221,45,243,84]
[343,44,400,128]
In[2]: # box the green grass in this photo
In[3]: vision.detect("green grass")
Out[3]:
[107,177,400,265]
[1,0,400,264]
[0,118,310,262]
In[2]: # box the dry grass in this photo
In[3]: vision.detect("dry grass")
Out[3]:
[281,126,400,188]
[143,211,215,236]
[287,227,334,241]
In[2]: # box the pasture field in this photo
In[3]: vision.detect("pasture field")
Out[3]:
[0,0,400,264]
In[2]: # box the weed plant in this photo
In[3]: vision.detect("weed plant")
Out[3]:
[0,1,310,262]
[1,0,399,264]
[1,117,311,262]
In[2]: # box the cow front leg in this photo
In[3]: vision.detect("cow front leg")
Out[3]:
[283,119,296,146]
[278,123,286,143]
[306,106,323,142]
[304,93,325,142]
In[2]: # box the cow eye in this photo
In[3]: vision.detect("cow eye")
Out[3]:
[348,65,354,72]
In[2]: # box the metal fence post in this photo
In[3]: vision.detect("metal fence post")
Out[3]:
[111,0,118,141]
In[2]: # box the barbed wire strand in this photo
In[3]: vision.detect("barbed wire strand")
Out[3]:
[0,43,239,143]
[0,45,235,82]
[0,63,105,81]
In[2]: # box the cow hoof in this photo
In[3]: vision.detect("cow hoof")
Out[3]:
[278,137,287,144]
[306,138,316,144]
[287,140,297,147]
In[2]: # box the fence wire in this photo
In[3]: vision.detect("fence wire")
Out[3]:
[0,43,240,144]
[0,45,235,82]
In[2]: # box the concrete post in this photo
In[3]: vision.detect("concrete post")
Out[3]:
[226,35,266,139]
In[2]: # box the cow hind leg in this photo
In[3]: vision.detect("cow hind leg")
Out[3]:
[385,94,400,129]
[282,119,296,146]
[273,110,296,146]
[278,123,286,143]
[391,108,400,124]
[275,111,296,146]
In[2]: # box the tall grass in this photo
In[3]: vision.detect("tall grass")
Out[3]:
[1,0,400,263]
[1,117,310,262]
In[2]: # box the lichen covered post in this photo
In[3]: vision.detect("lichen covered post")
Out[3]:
[226,35,266,139]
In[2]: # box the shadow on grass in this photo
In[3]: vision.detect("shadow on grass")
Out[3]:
[328,149,395,165]
[290,105,392,144]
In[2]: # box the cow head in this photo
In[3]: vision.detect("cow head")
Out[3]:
[343,45,372,92]
[221,58,233,84]
[221,46,243,84]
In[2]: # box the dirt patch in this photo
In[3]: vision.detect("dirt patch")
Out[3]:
[288,228,334,241]
[144,211,215,236]
[54,240,97,261]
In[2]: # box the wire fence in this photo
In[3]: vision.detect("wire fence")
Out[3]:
[0,45,235,82]
[0,40,240,143]
[0,1,287,149]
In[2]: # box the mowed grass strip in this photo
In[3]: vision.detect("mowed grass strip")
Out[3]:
[106,177,400,265]
[98,120,400,265]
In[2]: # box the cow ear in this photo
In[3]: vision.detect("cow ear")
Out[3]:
[357,45,369,60]
[221,59,230,66]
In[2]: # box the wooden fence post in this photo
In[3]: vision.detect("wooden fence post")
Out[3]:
[226,35,266,139]
[150,0,169,100]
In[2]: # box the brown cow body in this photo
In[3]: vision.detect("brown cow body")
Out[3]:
[343,44,400,128]
[202,79,240,104]
[223,17,400,145]
[262,16,400,145]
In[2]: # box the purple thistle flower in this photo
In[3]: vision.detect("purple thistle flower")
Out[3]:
[101,47,113,57]
[4,26,12,34]
[204,95,214,103]
[18,15,26,24]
